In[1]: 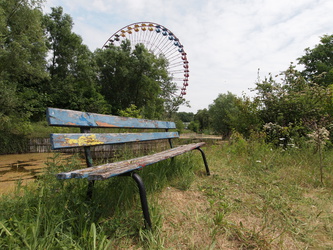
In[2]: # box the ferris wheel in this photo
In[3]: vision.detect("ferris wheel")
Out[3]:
[102,22,189,97]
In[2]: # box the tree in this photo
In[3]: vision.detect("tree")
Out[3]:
[194,109,210,133]
[95,41,178,119]
[188,121,200,133]
[256,64,332,124]
[43,7,109,114]
[208,92,241,138]
[0,0,49,150]
[0,80,32,153]
[0,0,48,121]
[209,92,260,138]
[232,95,261,137]
[298,34,333,87]
[175,112,194,122]
[0,0,47,83]
[255,64,333,145]
[118,104,142,118]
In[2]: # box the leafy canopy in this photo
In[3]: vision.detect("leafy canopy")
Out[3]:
[95,40,181,119]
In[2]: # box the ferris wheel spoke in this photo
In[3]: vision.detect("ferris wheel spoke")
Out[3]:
[159,37,175,53]
[148,30,161,51]
[170,69,185,73]
[168,53,182,62]
[161,43,176,56]
[154,35,168,52]
[168,61,184,67]
[164,48,181,60]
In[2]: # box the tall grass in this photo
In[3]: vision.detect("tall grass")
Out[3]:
[193,137,333,249]
[1,138,333,249]
[0,150,199,249]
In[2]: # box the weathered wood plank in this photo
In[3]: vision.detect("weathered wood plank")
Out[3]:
[57,142,205,180]
[50,132,179,149]
[47,108,176,129]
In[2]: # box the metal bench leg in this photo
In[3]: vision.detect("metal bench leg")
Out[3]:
[87,180,95,199]
[131,172,152,229]
[196,147,210,176]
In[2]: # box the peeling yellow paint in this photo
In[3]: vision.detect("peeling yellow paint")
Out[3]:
[66,135,104,146]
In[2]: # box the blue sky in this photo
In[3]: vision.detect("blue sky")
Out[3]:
[43,0,333,113]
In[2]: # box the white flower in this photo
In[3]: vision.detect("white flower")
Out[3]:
[308,127,330,145]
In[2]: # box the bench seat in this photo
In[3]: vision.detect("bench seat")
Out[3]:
[58,142,205,180]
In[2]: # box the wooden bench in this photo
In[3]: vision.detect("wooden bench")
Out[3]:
[47,107,210,228]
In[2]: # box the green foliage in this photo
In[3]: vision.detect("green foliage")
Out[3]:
[256,65,332,126]
[298,34,333,87]
[43,7,110,114]
[208,92,261,138]
[255,64,333,145]
[0,0,47,127]
[194,108,210,132]
[118,104,142,118]
[204,35,333,141]
[0,80,32,153]
[188,120,200,133]
[0,131,29,154]
[0,0,48,83]
[175,120,185,134]
[95,41,185,119]
[209,92,237,137]
[175,111,194,122]
[2,0,333,158]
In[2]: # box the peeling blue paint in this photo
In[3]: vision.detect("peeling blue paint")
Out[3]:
[47,108,176,129]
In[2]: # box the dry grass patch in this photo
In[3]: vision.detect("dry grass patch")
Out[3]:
[157,186,214,249]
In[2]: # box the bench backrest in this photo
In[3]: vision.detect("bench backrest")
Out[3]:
[47,108,178,150]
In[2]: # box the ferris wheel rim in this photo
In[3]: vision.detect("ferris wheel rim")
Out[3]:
[102,21,189,98]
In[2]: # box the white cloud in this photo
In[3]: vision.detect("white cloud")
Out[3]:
[43,0,333,112]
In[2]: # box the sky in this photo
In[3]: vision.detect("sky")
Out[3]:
[43,0,333,113]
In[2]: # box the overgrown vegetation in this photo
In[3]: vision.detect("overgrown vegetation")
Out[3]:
[1,0,333,247]
[180,36,333,147]
[0,1,186,154]
[1,0,333,156]
[0,147,204,248]
[1,137,333,249]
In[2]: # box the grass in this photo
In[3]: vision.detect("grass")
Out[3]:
[1,139,333,249]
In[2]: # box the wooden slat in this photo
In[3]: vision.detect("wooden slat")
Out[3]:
[47,108,176,129]
[57,142,205,180]
[50,132,179,149]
